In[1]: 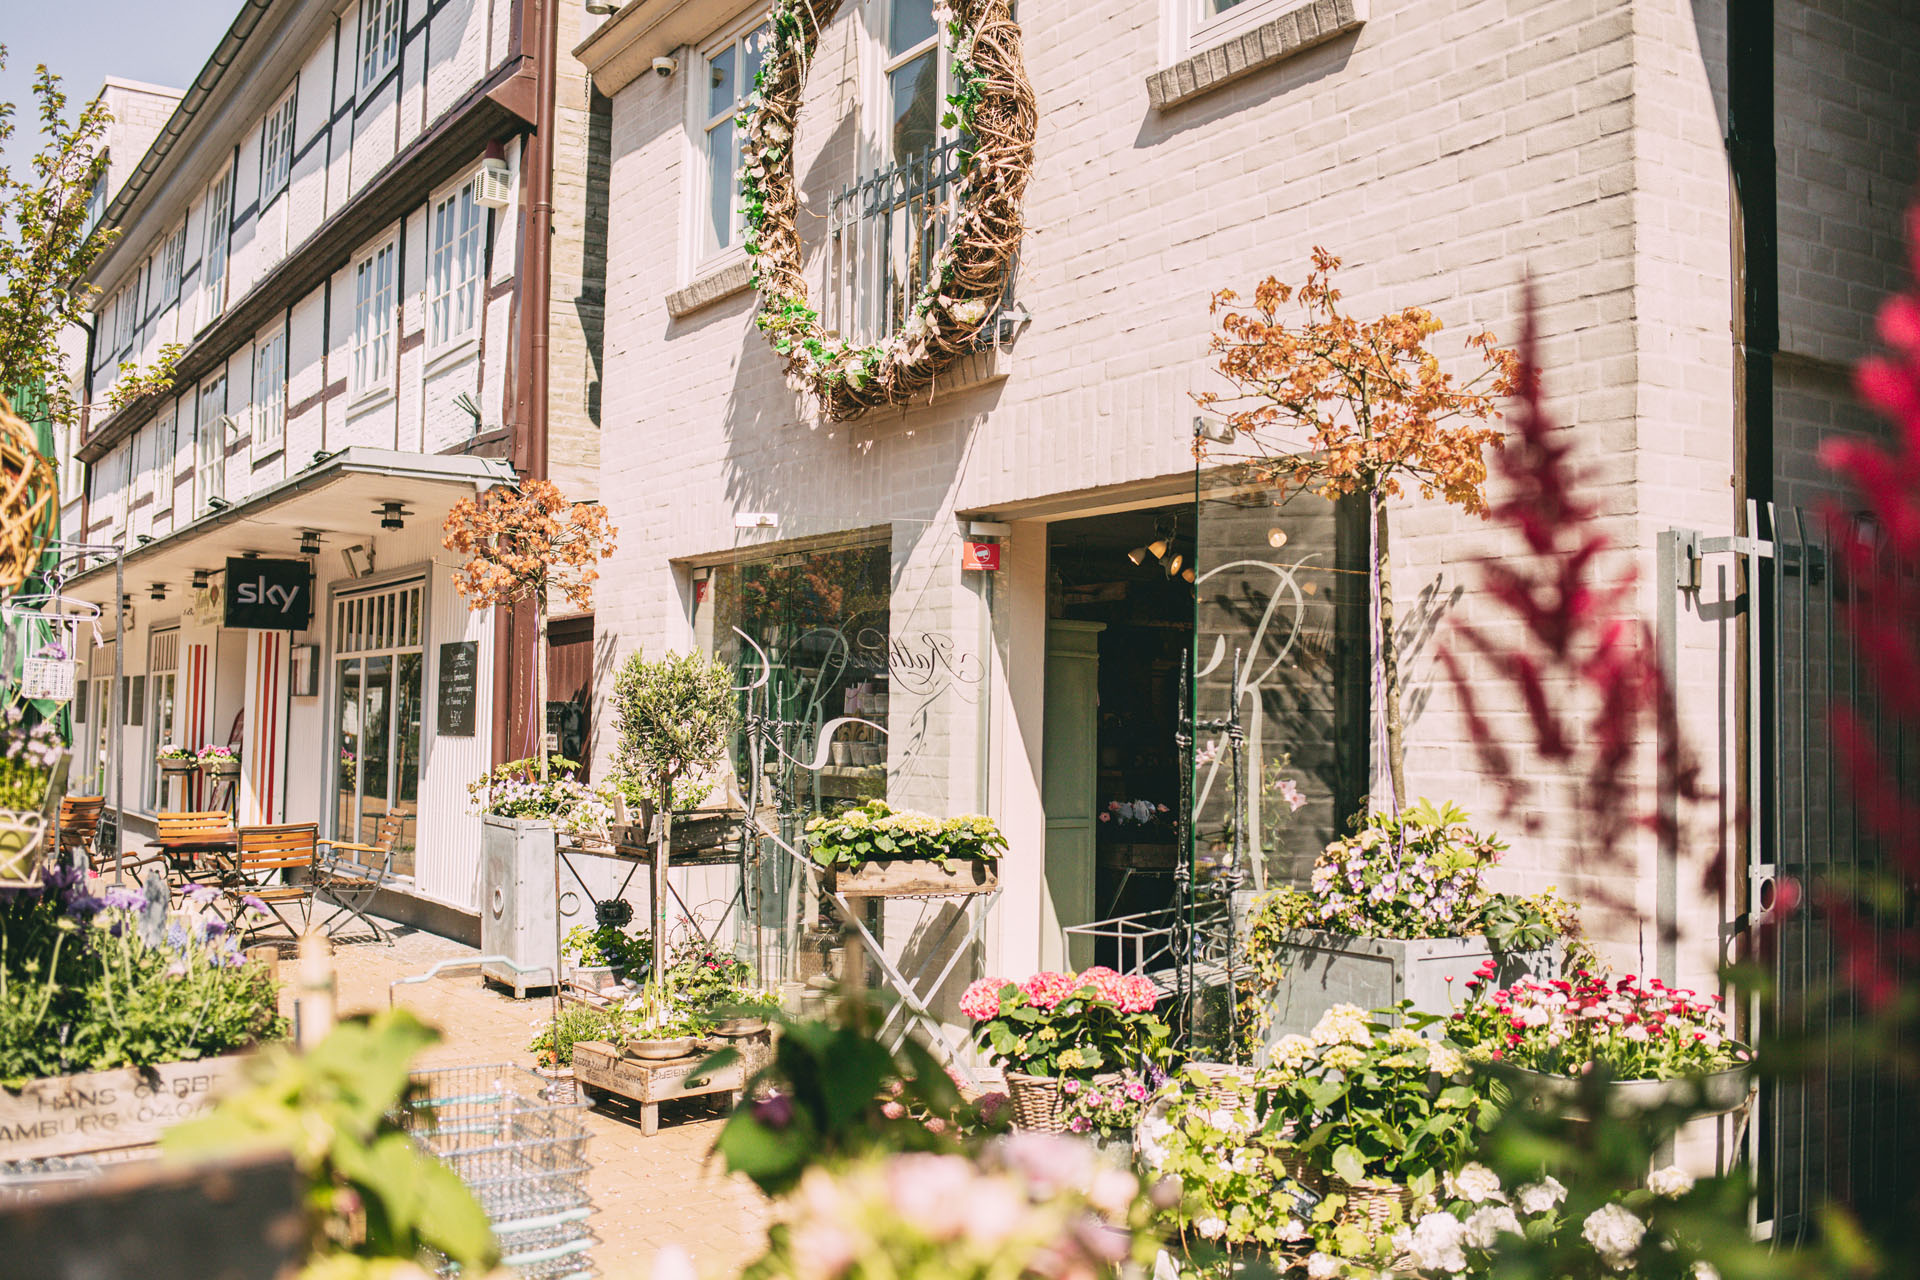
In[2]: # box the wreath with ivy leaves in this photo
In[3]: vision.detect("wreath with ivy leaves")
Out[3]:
[739,0,1036,420]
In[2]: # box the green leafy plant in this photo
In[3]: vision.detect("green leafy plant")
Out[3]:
[467,755,610,834]
[560,921,651,976]
[663,933,752,1013]
[166,1010,497,1275]
[102,340,184,413]
[0,707,62,809]
[805,800,1007,872]
[528,1002,621,1068]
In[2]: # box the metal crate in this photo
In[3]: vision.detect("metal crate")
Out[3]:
[399,1064,596,1279]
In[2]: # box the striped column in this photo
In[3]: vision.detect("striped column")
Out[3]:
[182,642,211,809]
[240,632,290,827]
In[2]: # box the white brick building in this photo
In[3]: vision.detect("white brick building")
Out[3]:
[64,0,608,919]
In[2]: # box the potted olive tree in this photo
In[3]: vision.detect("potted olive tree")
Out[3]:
[609,650,739,1001]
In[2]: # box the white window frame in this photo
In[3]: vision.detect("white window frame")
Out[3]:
[350,238,398,400]
[161,222,186,307]
[260,88,297,202]
[252,328,288,457]
[874,0,953,170]
[1173,0,1321,60]
[151,403,176,517]
[195,376,227,512]
[690,14,771,272]
[131,424,153,507]
[359,0,402,90]
[427,173,485,354]
[203,168,234,325]
[114,281,135,356]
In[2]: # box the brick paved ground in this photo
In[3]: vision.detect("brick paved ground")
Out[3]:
[327,924,770,1280]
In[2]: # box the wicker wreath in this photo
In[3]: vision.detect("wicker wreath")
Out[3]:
[0,397,57,596]
[741,0,1036,420]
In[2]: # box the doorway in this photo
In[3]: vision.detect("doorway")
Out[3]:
[329,578,424,875]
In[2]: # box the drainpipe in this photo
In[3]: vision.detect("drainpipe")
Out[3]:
[495,0,559,767]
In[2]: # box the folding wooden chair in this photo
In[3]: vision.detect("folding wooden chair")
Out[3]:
[227,823,318,941]
[313,811,404,944]
[61,796,169,879]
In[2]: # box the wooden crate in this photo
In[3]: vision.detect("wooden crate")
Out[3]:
[0,1054,251,1164]
[573,1040,749,1137]
[826,858,998,898]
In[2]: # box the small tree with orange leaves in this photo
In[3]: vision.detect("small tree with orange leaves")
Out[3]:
[443,479,616,783]
[1197,249,1518,812]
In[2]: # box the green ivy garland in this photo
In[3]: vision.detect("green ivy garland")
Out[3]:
[739,0,1036,420]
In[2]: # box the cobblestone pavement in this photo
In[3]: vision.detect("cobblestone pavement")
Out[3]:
[327,924,770,1280]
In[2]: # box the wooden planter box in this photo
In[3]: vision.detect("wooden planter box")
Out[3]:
[0,1053,251,1163]
[198,758,240,779]
[158,760,197,775]
[826,857,998,898]
[573,1038,759,1137]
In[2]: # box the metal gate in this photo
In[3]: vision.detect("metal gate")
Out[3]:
[1661,504,1920,1243]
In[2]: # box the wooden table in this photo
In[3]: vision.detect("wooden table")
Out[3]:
[152,830,238,885]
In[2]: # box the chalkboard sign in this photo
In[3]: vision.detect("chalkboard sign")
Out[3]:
[436,641,479,737]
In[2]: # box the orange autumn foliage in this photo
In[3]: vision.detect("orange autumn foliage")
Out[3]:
[442,479,616,612]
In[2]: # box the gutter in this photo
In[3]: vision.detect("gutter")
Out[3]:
[90,0,278,285]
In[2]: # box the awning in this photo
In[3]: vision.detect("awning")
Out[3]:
[68,447,517,606]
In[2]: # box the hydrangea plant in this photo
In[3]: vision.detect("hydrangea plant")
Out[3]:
[959,967,1168,1078]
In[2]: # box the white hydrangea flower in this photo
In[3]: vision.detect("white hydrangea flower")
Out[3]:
[1279,1219,1308,1243]
[948,298,990,326]
[1405,1212,1469,1273]
[1581,1203,1646,1269]
[1691,1262,1720,1280]
[1516,1176,1567,1215]
[1306,1253,1342,1280]
[1196,1216,1227,1240]
[1462,1205,1522,1249]
[1445,1163,1505,1204]
[1647,1165,1695,1197]
[1272,1034,1316,1068]
[1426,1043,1465,1076]
[1310,1004,1372,1047]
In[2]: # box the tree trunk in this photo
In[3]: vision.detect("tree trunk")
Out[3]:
[1375,492,1407,813]
[652,776,672,999]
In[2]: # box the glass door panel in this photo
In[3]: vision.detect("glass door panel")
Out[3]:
[393,652,422,876]
[360,655,392,843]
[335,659,362,839]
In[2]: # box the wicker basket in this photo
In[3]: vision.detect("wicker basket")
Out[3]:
[1181,1061,1256,1108]
[1331,1175,1415,1227]
[1004,1071,1121,1133]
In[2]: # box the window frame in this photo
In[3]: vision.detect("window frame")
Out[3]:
[161,221,186,307]
[195,375,228,513]
[350,237,398,401]
[876,0,953,170]
[252,327,288,458]
[259,87,298,203]
[690,12,771,273]
[359,0,402,91]
[1176,0,1317,60]
[151,403,176,517]
[426,172,486,356]
[202,167,234,327]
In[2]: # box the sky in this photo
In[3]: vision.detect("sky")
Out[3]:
[1,0,237,159]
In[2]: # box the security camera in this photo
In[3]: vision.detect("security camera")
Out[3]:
[652,56,678,78]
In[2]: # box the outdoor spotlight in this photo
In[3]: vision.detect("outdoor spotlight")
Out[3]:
[1146,537,1169,561]
[1182,568,1196,583]
[1165,553,1184,577]
[1268,527,1287,549]
[298,530,322,556]
[191,569,211,589]
[1127,546,1149,566]
[375,501,409,531]
[148,583,167,601]
[206,496,229,511]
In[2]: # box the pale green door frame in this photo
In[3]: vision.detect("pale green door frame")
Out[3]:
[1042,620,1103,971]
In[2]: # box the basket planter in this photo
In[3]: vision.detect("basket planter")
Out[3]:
[0,1052,251,1163]
[198,757,240,779]
[1003,1071,1119,1133]
[1512,1065,1753,1118]
[534,1065,578,1105]
[158,759,197,775]
[825,857,998,898]
[1331,1175,1417,1227]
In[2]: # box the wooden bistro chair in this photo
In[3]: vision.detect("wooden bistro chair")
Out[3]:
[226,823,319,942]
[62,795,171,881]
[312,811,404,944]
[152,810,239,890]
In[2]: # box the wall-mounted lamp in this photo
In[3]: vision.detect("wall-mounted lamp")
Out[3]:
[374,502,411,531]
[298,530,322,556]
[1194,416,1237,445]
[206,496,230,511]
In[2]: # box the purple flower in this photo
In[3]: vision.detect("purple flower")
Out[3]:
[751,1093,795,1130]
[183,884,219,906]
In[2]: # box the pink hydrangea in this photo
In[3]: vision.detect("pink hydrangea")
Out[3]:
[1019,970,1082,1011]
[960,977,1009,1021]
[1113,975,1159,1014]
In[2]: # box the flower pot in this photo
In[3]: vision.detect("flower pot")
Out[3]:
[714,1017,769,1037]
[1329,1175,1416,1227]
[534,1064,578,1104]
[1005,1071,1120,1134]
[1511,1065,1753,1118]
[199,757,240,779]
[159,759,197,774]
[566,963,621,994]
[825,857,998,898]
[623,1037,698,1061]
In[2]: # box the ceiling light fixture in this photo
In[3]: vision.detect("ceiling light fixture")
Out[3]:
[1127,546,1149,566]
[149,583,167,601]
[1165,553,1184,578]
[375,502,411,531]
[298,530,322,556]
[191,569,211,589]
[1182,568,1195,583]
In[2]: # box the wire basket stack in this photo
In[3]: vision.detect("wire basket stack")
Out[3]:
[398,1064,596,1279]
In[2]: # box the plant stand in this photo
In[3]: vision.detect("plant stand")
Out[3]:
[571,1035,769,1138]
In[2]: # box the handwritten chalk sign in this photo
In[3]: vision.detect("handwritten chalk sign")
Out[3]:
[436,641,478,737]
[0,1053,250,1162]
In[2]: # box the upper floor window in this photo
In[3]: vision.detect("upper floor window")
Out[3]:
[1180,0,1313,55]
[160,222,186,307]
[884,0,947,165]
[253,329,287,455]
[428,176,485,350]
[114,280,136,355]
[260,89,297,200]
[352,239,397,396]
[360,0,402,90]
[84,162,109,237]
[698,17,770,262]
[195,377,227,512]
[203,169,234,324]
[152,404,176,516]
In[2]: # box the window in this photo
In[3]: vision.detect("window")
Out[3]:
[152,404,176,515]
[161,222,186,306]
[114,282,135,355]
[260,90,297,200]
[883,0,947,165]
[360,0,402,89]
[203,169,234,322]
[331,579,424,872]
[428,178,484,349]
[1180,0,1314,55]
[85,163,110,236]
[699,18,770,259]
[253,330,287,454]
[352,240,397,395]
[196,377,227,511]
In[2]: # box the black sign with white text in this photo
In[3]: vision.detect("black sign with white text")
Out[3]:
[437,641,479,737]
[223,558,314,630]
